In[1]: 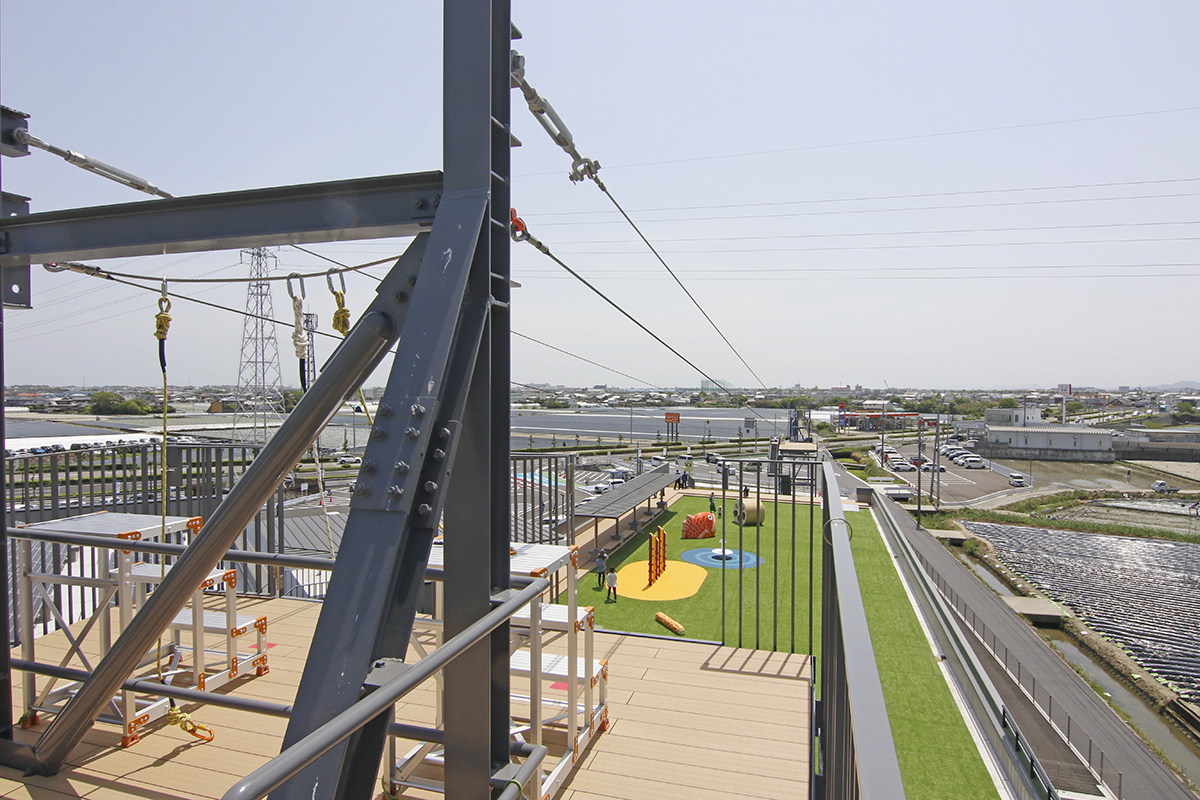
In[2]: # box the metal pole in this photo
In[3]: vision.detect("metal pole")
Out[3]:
[30,311,397,775]
[0,296,11,741]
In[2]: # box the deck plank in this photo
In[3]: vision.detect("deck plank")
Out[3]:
[5,597,810,799]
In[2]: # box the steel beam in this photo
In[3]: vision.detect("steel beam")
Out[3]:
[23,235,428,776]
[271,188,491,800]
[0,172,441,267]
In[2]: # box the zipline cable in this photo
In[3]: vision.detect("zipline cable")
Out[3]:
[509,208,770,425]
[512,53,768,390]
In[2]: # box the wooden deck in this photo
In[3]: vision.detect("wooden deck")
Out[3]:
[2,596,810,799]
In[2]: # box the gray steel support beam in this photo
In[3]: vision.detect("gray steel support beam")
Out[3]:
[442,1,514,797]
[270,187,491,800]
[0,172,441,267]
[22,235,429,776]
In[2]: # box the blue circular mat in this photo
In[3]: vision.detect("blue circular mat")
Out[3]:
[681,547,763,569]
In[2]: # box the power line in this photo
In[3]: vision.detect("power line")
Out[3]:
[542,234,1200,256]
[550,218,1200,246]
[513,332,666,389]
[517,104,1200,177]
[532,191,1200,228]
[526,175,1200,217]
[516,261,1200,277]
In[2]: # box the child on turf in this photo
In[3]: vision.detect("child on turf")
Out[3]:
[605,567,618,602]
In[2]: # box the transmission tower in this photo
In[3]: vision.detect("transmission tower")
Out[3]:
[231,247,286,444]
[302,312,318,388]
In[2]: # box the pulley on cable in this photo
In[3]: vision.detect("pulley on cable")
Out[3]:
[327,269,374,428]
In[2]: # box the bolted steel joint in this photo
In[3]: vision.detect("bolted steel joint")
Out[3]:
[405,427,420,440]
[377,403,393,418]
[411,403,426,417]
[394,461,409,474]
[417,503,432,516]
[388,485,404,498]
[394,290,409,303]
[423,481,438,493]
[431,449,446,461]
[371,426,387,439]
[354,484,370,497]
[437,427,451,440]
[413,197,428,210]
[361,460,376,473]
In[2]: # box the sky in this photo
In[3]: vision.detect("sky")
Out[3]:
[2,1,1199,393]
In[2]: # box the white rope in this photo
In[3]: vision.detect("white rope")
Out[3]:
[291,295,307,360]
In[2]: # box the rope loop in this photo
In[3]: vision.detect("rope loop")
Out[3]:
[166,706,215,742]
[154,296,172,341]
[331,289,351,336]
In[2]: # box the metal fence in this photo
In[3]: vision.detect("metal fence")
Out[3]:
[4,442,286,644]
[716,455,819,654]
[813,460,906,799]
[509,453,575,544]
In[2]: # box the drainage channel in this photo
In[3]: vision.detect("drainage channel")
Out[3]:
[1042,628,1200,788]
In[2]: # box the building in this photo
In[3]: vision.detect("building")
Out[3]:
[978,423,1114,462]
[984,406,1043,426]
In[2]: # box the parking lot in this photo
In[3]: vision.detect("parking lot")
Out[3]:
[878,440,1019,504]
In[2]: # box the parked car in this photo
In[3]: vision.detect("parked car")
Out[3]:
[337,455,362,465]
[1008,472,1028,486]
[963,457,986,469]
[892,461,916,472]
[921,462,946,472]
[705,453,721,464]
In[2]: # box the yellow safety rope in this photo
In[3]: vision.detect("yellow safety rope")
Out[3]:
[328,278,373,427]
[154,291,171,684]
[166,705,215,742]
[153,289,215,743]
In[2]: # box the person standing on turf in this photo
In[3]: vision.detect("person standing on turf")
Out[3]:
[709,492,717,515]
[595,550,608,589]
[605,567,618,602]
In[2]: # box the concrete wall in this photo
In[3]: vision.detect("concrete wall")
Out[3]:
[973,443,1115,462]
[1113,440,1200,462]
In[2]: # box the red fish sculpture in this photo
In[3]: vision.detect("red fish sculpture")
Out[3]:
[681,512,716,539]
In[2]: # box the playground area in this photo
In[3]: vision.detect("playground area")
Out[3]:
[574,494,823,653]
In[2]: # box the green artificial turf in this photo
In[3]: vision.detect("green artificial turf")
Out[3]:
[572,495,821,653]
[846,509,999,800]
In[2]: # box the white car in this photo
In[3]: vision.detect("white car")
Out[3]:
[337,455,362,465]
[921,462,946,472]
[1008,472,1028,486]
[891,461,916,472]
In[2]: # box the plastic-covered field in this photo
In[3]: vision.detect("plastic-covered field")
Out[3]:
[963,521,1200,700]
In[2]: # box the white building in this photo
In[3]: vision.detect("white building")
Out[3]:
[984,407,1043,426]
[985,424,1112,452]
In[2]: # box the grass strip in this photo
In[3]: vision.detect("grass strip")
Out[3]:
[847,509,999,800]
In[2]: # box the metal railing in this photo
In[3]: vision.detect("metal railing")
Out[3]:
[813,460,906,799]
[4,443,286,644]
[220,575,550,800]
[510,453,575,544]
[716,456,819,654]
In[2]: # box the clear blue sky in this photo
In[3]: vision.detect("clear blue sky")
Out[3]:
[3,2,1198,391]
